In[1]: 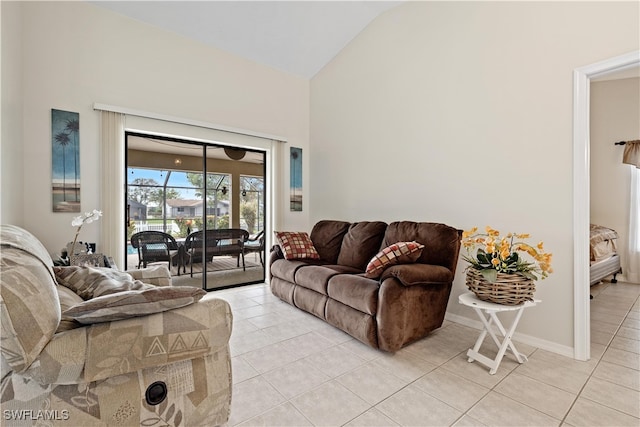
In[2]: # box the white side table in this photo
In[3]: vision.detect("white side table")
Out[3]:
[458,292,540,375]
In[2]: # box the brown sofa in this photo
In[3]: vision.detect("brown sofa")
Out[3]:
[270,220,462,352]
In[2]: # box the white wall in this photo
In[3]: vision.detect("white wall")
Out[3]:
[591,77,640,282]
[0,1,24,225]
[3,0,639,355]
[2,1,310,254]
[310,1,639,352]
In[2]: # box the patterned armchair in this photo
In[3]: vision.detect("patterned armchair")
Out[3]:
[0,225,232,426]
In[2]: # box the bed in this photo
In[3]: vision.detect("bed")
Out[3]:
[590,224,622,286]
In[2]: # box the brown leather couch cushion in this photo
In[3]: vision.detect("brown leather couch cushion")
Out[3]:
[325,299,378,348]
[319,264,363,275]
[379,263,454,286]
[382,222,462,273]
[327,274,379,315]
[295,265,339,295]
[337,221,387,271]
[270,259,309,283]
[293,286,327,319]
[310,220,351,264]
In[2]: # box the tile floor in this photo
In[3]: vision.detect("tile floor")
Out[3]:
[211,280,639,426]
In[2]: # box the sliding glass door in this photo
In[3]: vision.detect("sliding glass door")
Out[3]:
[126,132,266,290]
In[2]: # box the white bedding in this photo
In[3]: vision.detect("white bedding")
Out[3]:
[590,224,618,264]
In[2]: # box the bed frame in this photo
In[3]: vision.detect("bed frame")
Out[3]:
[590,254,622,286]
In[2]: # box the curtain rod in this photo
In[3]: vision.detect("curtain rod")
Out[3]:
[615,140,640,146]
[93,103,287,143]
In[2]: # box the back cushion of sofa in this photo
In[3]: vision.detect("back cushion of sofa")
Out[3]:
[310,220,351,264]
[1,225,62,372]
[383,221,462,272]
[0,249,61,372]
[337,221,387,271]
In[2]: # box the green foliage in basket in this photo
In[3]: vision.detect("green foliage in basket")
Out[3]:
[462,226,553,283]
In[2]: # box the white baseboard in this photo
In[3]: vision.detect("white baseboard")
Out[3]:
[444,312,575,359]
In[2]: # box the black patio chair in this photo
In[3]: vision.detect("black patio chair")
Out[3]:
[130,231,183,275]
[244,230,265,266]
[184,229,250,277]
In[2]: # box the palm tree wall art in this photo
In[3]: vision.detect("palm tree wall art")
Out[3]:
[290,147,302,211]
[52,109,80,212]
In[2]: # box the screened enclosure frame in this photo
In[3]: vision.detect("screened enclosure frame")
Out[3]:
[125,131,266,291]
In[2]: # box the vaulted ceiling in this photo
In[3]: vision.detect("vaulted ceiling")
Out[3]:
[91,1,402,78]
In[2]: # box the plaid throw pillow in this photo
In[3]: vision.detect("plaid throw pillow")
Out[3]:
[274,231,320,260]
[365,241,425,278]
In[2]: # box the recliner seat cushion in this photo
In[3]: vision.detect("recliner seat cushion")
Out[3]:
[294,265,340,295]
[327,274,379,315]
[271,259,312,283]
[336,221,387,271]
[317,264,363,275]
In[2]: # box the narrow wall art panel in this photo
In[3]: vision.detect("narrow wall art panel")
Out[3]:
[290,147,302,211]
[52,109,80,212]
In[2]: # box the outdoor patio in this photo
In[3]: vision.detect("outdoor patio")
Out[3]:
[126,251,265,290]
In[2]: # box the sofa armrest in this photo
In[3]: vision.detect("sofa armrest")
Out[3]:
[126,264,172,286]
[23,298,232,384]
[269,244,285,265]
[379,263,454,287]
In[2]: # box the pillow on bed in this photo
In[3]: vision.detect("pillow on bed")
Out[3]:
[63,287,206,324]
[365,241,425,279]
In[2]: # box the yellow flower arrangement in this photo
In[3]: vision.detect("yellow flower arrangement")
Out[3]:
[462,226,553,283]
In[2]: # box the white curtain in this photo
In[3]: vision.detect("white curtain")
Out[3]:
[627,166,640,283]
[99,111,125,267]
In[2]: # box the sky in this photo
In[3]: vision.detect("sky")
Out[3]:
[128,168,199,199]
[128,168,194,187]
[128,168,242,201]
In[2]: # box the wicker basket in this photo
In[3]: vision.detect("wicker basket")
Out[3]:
[465,268,535,305]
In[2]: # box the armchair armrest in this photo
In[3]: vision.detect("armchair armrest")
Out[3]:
[23,298,232,384]
[126,264,172,286]
[379,263,454,287]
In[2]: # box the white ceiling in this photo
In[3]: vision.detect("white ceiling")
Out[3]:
[91,1,402,78]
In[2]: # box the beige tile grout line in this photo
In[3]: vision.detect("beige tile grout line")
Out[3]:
[558,290,639,425]
[231,283,639,426]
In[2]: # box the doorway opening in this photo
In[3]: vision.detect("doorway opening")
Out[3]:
[573,50,640,360]
[125,132,266,291]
